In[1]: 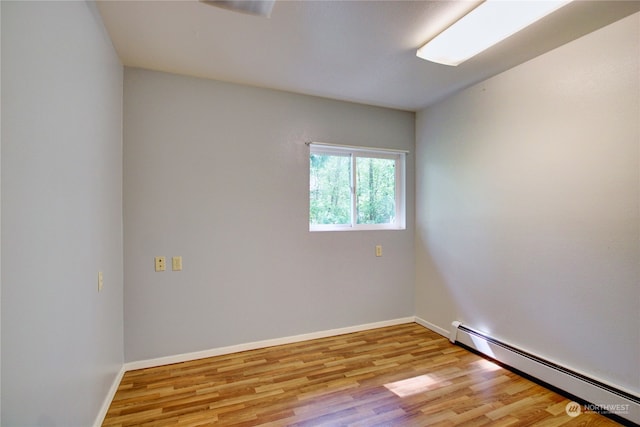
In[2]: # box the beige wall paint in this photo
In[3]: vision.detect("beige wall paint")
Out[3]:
[416,12,640,393]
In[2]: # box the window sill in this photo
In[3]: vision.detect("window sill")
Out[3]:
[309,225,406,232]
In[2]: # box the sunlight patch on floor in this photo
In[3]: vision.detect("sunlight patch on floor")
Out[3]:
[384,374,451,397]
[472,358,501,372]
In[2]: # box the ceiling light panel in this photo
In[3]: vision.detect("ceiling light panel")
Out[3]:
[417,0,572,66]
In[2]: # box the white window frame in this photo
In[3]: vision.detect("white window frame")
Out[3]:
[309,142,407,232]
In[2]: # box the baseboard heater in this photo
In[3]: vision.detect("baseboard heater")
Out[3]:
[449,321,640,426]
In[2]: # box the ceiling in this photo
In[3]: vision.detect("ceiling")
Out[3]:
[97,0,640,112]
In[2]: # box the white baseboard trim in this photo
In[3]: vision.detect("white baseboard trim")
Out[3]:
[124,316,416,372]
[93,365,126,427]
[414,316,450,338]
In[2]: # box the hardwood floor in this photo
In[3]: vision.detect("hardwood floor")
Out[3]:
[103,323,621,426]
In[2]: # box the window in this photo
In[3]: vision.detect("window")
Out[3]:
[309,142,406,231]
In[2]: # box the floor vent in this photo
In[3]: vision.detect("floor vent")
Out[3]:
[450,321,640,426]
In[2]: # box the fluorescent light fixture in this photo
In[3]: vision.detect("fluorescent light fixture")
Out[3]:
[200,0,275,17]
[417,0,572,66]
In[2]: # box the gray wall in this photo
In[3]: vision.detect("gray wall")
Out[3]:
[0,1,3,419]
[1,1,124,425]
[416,12,639,393]
[123,68,415,362]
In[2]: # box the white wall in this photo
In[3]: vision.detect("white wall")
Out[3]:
[1,2,123,425]
[416,12,639,393]
[123,68,415,362]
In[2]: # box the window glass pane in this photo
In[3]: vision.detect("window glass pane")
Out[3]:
[356,157,396,224]
[310,153,352,225]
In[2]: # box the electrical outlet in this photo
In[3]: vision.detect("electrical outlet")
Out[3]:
[375,245,383,257]
[155,256,166,272]
[172,256,182,271]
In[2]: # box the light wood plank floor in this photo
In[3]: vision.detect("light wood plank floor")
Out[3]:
[103,323,622,426]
